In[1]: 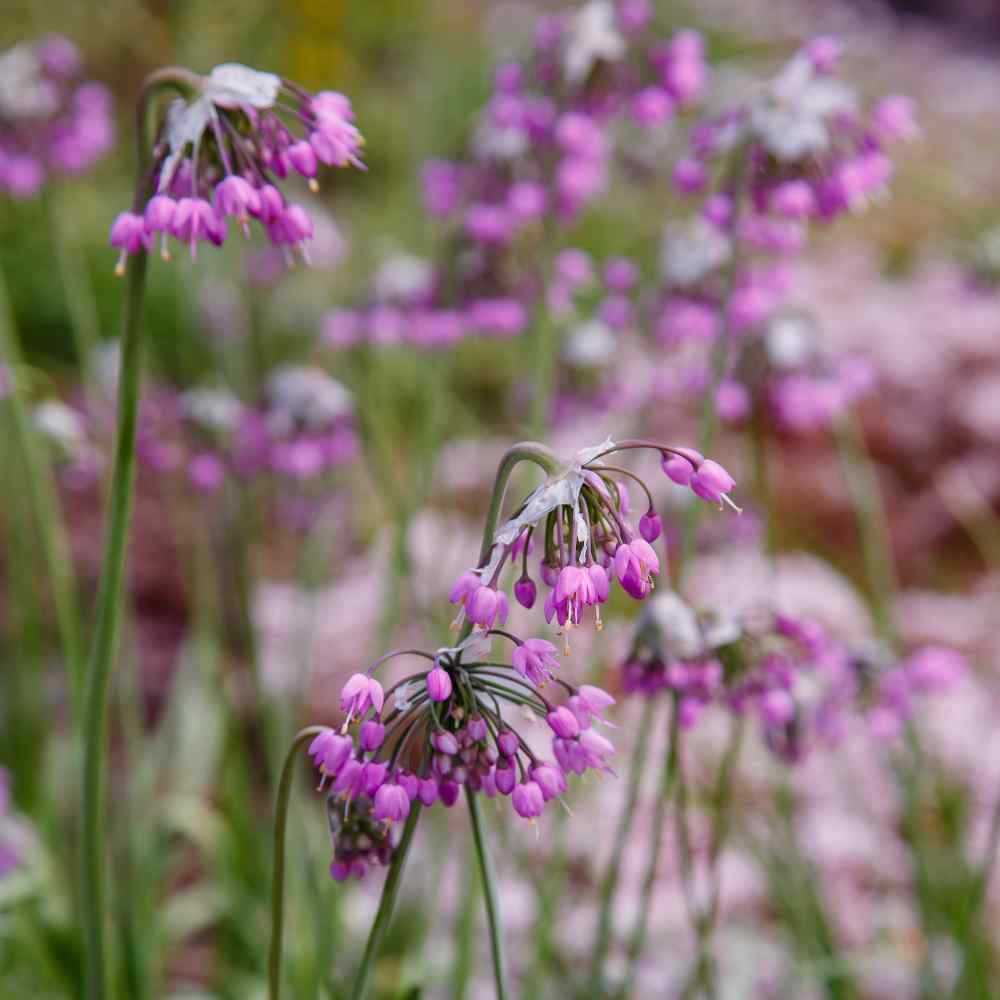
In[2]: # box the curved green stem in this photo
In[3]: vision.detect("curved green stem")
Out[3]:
[80,69,196,1000]
[590,697,658,985]
[350,801,424,1000]
[476,443,561,566]
[456,442,560,646]
[268,726,326,1000]
[466,787,509,999]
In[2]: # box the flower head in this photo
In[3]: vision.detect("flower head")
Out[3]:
[109,62,363,271]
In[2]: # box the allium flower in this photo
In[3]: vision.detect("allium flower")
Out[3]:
[109,62,363,272]
[305,626,620,877]
[619,589,969,766]
[340,673,384,722]
[449,437,736,647]
[368,13,707,353]
[0,37,114,198]
[426,665,453,702]
[512,638,560,686]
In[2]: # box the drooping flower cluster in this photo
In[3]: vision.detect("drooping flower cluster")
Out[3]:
[0,36,114,198]
[429,4,707,232]
[109,62,364,273]
[320,3,707,353]
[675,36,916,221]
[308,632,616,880]
[621,592,967,761]
[449,438,737,649]
[652,36,916,431]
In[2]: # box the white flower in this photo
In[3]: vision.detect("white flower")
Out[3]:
[204,62,281,110]
[373,253,434,303]
[562,317,617,368]
[563,1,626,85]
[661,216,731,287]
[472,118,529,161]
[181,386,245,434]
[750,53,856,162]
[34,400,86,451]
[0,44,58,119]
[764,312,817,370]
[640,591,704,659]
[266,365,353,433]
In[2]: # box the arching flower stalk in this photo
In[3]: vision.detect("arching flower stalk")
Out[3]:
[82,62,364,1000]
[269,436,736,999]
[449,436,738,654]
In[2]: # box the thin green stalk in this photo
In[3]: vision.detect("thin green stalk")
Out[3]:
[451,838,481,999]
[524,806,570,997]
[349,801,425,1000]
[676,159,748,587]
[466,787,509,999]
[477,443,561,565]
[268,726,326,1000]
[0,268,85,717]
[79,68,199,1000]
[80,244,149,1000]
[528,305,558,438]
[621,697,680,993]
[590,697,658,985]
[835,414,898,645]
[684,716,746,1000]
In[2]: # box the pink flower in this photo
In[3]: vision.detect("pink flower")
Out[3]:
[512,780,544,819]
[512,638,559,686]
[109,212,149,274]
[613,538,660,599]
[373,782,410,823]
[466,585,509,629]
[571,685,616,726]
[340,673,384,720]
[547,706,580,740]
[690,459,737,507]
[531,763,566,801]
[426,665,453,702]
[308,729,353,775]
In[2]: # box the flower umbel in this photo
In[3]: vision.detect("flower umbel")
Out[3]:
[449,437,738,648]
[305,629,616,879]
[109,62,364,273]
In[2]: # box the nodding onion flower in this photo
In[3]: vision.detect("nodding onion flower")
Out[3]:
[620,594,967,762]
[449,436,738,652]
[307,632,616,880]
[109,62,363,273]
